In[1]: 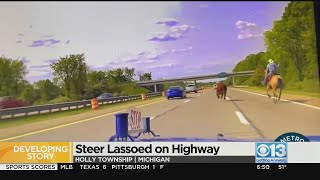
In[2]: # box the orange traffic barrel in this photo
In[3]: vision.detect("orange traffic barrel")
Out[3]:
[91,98,99,110]
[141,94,147,100]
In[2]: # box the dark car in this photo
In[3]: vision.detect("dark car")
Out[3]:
[0,96,25,109]
[97,93,113,100]
[166,86,186,100]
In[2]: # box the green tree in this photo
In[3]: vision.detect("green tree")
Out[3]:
[0,56,27,97]
[34,79,60,101]
[124,67,135,82]
[226,2,318,91]
[139,72,152,81]
[50,54,88,100]
[105,67,136,84]
[19,83,39,105]
[0,57,11,96]
[87,70,108,86]
[84,70,110,99]
[106,68,125,84]
[264,1,315,81]
[10,59,27,96]
[231,52,267,86]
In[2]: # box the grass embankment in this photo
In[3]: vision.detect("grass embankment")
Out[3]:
[235,85,320,107]
[32,85,150,105]
[233,78,320,98]
[243,86,320,98]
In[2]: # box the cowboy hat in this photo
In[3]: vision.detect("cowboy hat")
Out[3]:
[268,59,274,63]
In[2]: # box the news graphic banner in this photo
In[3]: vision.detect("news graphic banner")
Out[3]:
[0,142,320,171]
[73,142,254,163]
[0,142,72,163]
[0,142,72,171]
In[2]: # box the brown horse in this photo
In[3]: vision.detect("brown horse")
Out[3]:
[266,72,283,103]
[214,82,227,99]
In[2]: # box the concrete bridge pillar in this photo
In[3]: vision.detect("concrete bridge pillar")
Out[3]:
[154,84,158,92]
[232,76,235,87]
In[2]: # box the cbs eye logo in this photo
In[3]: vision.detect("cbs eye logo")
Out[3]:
[256,143,287,158]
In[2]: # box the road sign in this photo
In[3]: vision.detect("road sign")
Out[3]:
[128,108,143,133]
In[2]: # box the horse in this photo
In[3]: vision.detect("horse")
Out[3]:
[265,72,283,103]
[213,82,227,99]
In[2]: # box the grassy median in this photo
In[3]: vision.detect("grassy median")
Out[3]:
[239,86,320,98]
[0,96,164,129]
[234,86,320,107]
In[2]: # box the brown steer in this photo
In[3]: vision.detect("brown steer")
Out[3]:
[213,82,227,99]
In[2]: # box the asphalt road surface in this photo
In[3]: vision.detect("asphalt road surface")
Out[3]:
[1,88,319,142]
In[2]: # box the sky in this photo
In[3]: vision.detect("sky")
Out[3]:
[0,1,289,82]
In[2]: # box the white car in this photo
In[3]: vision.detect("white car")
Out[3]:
[185,84,198,93]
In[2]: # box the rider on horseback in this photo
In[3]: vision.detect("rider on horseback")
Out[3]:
[263,59,279,86]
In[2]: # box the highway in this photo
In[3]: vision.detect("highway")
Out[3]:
[0,88,319,142]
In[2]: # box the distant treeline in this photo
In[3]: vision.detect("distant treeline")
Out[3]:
[0,54,153,105]
[225,2,320,92]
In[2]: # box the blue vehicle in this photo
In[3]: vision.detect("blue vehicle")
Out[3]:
[218,72,228,78]
[166,86,187,100]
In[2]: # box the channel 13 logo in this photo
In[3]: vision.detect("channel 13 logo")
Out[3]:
[255,142,287,163]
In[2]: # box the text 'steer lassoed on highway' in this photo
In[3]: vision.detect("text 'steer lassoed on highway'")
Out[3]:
[72,142,256,163]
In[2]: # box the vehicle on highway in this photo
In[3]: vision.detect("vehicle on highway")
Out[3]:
[97,93,113,100]
[218,72,228,78]
[0,96,25,109]
[166,86,186,100]
[185,84,198,93]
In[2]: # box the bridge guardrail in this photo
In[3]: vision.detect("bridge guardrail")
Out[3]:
[135,71,255,86]
[0,92,162,119]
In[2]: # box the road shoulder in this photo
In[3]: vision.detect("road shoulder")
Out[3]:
[0,97,164,140]
[233,87,320,107]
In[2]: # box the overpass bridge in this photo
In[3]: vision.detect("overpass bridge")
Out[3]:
[136,70,255,92]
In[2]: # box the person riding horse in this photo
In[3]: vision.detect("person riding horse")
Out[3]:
[263,59,283,103]
[263,59,279,86]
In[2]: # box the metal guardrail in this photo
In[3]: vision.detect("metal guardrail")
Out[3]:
[0,92,162,119]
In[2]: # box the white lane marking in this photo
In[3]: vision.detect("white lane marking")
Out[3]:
[226,96,230,100]
[197,94,201,97]
[150,117,155,120]
[184,99,191,103]
[0,99,166,142]
[232,88,320,110]
[235,111,249,125]
[0,109,124,142]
